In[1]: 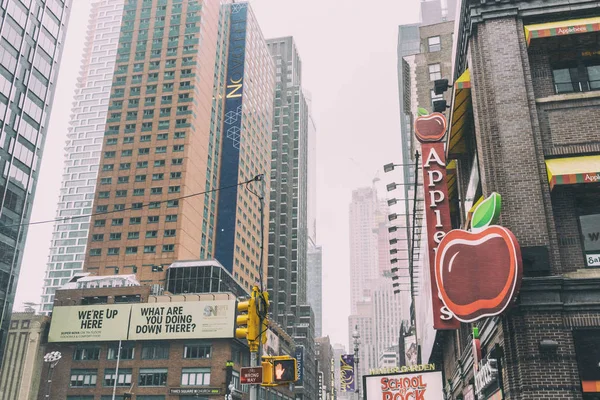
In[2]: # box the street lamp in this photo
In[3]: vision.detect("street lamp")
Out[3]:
[352,326,361,399]
[43,351,62,399]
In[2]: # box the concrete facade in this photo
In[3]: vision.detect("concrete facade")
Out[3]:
[0,312,49,400]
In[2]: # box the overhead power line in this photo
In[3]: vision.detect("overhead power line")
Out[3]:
[3,176,262,229]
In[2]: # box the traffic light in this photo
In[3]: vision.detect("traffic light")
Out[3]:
[262,361,273,385]
[273,358,297,383]
[236,287,260,351]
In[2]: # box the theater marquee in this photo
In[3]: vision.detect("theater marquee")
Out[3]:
[363,371,443,400]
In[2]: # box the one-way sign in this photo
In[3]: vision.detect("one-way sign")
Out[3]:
[241,366,263,384]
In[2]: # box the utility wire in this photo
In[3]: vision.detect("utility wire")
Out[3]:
[3,176,261,229]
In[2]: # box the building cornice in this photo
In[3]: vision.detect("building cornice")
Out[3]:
[518,275,600,312]
[453,0,600,80]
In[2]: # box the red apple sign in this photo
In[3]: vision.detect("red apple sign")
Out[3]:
[415,113,447,143]
[434,226,523,323]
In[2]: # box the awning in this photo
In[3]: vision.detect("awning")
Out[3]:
[546,155,600,189]
[525,16,600,46]
[446,69,472,158]
[446,160,459,215]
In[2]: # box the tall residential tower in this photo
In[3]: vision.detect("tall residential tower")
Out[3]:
[83,0,274,292]
[41,0,125,314]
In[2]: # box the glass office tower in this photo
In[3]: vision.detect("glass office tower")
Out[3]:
[0,0,72,361]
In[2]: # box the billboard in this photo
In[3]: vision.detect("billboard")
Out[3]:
[264,329,280,356]
[363,371,443,400]
[404,335,417,366]
[48,304,131,342]
[340,354,355,392]
[214,2,248,272]
[49,300,236,342]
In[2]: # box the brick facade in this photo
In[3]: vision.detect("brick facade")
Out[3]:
[436,0,600,399]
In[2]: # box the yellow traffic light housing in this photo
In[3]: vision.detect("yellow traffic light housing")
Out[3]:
[236,287,261,352]
[261,361,273,385]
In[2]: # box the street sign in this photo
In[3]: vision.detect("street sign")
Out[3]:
[241,366,263,384]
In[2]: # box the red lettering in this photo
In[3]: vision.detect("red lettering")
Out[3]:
[415,390,426,400]
[382,391,393,400]
[381,378,389,391]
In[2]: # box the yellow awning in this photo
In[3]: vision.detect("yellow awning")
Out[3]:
[546,155,600,189]
[525,16,600,46]
[446,69,472,158]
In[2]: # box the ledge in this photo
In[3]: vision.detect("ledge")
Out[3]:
[518,275,600,311]
[536,91,600,104]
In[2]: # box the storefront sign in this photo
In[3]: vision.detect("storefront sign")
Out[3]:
[363,371,443,400]
[463,385,475,400]
[49,300,236,342]
[318,371,324,400]
[170,387,221,395]
[414,112,460,330]
[295,346,305,387]
[475,358,498,396]
[435,193,523,323]
[369,364,436,375]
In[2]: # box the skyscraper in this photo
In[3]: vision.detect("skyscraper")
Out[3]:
[266,36,318,400]
[349,186,379,312]
[40,0,125,314]
[0,0,73,362]
[83,0,274,292]
[265,36,309,330]
[307,238,322,337]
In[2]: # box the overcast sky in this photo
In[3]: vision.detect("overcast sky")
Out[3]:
[14,0,420,349]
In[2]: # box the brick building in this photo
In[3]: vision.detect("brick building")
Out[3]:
[412,0,600,399]
[41,276,295,400]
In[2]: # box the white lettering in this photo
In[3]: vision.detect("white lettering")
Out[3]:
[433,231,446,244]
[440,306,453,320]
[429,190,445,207]
[434,209,443,228]
[424,147,446,168]
[475,359,498,395]
[427,170,443,187]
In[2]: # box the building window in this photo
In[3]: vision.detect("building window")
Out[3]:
[104,368,132,387]
[70,369,97,387]
[107,343,135,360]
[162,244,175,252]
[139,368,168,386]
[183,343,211,359]
[580,212,600,267]
[144,245,156,253]
[141,343,169,359]
[181,368,210,386]
[430,90,444,107]
[428,63,441,81]
[73,346,101,361]
[552,61,600,94]
[428,36,441,52]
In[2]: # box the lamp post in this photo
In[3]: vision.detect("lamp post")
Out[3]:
[352,326,361,400]
[43,351,62,399]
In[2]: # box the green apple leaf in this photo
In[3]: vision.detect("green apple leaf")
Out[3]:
[471,192,502,232]
[417,107,429,117]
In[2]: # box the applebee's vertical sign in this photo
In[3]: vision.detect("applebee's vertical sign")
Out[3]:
[414,111,460,329]
[414,111,523,328]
